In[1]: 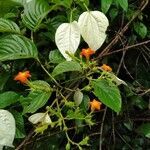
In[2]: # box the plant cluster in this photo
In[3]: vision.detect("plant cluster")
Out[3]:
[0,0,149,149]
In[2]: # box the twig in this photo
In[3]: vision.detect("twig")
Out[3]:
[115,130,134,150]
[15,130,34,150]
[101,39,150,57]
[99,107,107,150]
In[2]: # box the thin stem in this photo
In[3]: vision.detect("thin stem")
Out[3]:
[83,3,89,11]
[70,9,73,23]
[37,59,61,87]
[99,107,107,150]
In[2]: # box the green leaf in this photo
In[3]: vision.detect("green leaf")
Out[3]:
[116,0,128,11]
[79,136,89,146]
[20,80,52,114]
[0,34,38,61]
[29,80,52,93]
[11,110,26,138]
[22,0,50,31]
[101,0,113,14]
[22,90,51,114]
[0,18,20,34]
[0,91,20,108]
[91,79,121,113]
[137,123,150,138]
[134,22,147,39]
[52,61,82,77]
[49,50,65,64]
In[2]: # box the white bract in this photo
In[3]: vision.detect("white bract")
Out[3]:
[74,89,83,106]
[0,109,15,149]
[28,113,51,125]
[55,21,80,61]
[78,11,109,50]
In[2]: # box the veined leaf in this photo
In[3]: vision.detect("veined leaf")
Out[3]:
[22,0,50,31]
[0,18,20,34]
[0,109,15,148]
[21,91,51,114]
[28,113,51,124]
[20,80,52,114]
[55,21,80,61]
[0,34,38,61]
[91,79,121,113]
[78,11,109,50]
[52,61,82,77]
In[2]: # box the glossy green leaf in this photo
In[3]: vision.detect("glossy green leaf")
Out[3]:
[0,91,20,108]
[91,79,121,113]
[101,0,113,14]
[0,18,20,34]
[52,61,82,77]
[22,0,50,31]
[134,22,147,39]
[0,34,38,61]
[137,123,150,138]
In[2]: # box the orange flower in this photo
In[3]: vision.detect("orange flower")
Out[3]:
[90,99,102,111]
[80,48,95,59]
[101,64,112,72]
[14,71,31,84]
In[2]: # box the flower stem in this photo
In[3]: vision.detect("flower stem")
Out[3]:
[83,3,89,11]
[37,59,61,87]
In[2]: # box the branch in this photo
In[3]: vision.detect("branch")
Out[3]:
[102,39,150,57]
[97,0,149,59]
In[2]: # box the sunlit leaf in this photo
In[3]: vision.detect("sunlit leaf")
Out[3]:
[55,21,80,61]
[22,0,50,31]
[0,34,38,61]
[28,113,51,124]
[0,18,20,34]
[78,11,109,50]
[52,61,82,77]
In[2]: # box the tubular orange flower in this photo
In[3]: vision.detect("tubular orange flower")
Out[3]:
[101,64,112,72]
[14,71,31,84]
[90,99,102,111]
[80,48,95,59]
